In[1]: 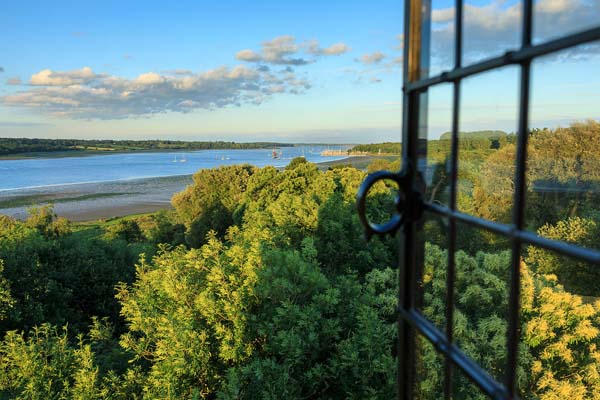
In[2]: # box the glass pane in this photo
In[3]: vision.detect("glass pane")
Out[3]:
[462,0,522,65]
[429,0,456,75]
[533,0,600,44]
[527,42,600,251]
[424,83,453,206]
[458,66,519,223]
[414,334,446,399]
[453,221,510,383]
[419,211,449,331]
[520,245,600,397]
[452,365,488,400]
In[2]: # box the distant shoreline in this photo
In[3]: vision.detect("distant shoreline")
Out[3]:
[0,147,281,161]
[0,143,357,160]
[0,155,392,222]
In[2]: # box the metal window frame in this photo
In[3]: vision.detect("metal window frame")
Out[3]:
[397,1,600,399]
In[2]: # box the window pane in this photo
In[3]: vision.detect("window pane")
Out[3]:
[458,66,519,223]
[533,0,600,44]
[520,246,600,397]
[453,221,510,383]
[423,83,453,206]
[452,365,489,400]
[414,334,446,399]
[428,0,456,75]
[462,0,522,65]
[418,211,449,331]
[527,42,600,251]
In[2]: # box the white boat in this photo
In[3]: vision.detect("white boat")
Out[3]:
[179,154,187,163]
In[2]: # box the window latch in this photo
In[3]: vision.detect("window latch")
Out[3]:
[356,162,423,240]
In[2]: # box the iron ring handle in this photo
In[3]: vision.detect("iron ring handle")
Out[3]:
[356,170,406,240]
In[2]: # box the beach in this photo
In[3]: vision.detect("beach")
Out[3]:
[0,175,193,221]
[0,155,388,222]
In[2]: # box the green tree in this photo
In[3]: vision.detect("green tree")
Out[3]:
[526,217,600,296]
[104,219,144,243]
[172,164,257,247]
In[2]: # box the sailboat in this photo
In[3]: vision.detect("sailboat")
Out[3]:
[179,153,187,163]
[172,155,178,162]
[272,149,279,159]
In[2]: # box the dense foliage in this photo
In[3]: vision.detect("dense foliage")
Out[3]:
[0,121,599,398]
[349,131,516,156]
[349,142,402,154]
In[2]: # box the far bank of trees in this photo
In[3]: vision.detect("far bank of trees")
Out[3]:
[0,138,295,157]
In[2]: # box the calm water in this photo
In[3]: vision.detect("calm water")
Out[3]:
[0,146,348,192]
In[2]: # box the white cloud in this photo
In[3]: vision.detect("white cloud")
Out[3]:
[236,35,350,65]
[3,64,311,119]
[236,35,310,65]
[162,69,194,75]
[431,0,600,66]
[306,40,351,55]
[395,34,404,50]
[236,49,262,62]
[6,77,22,85]
[5,35,351,119]
[356,51,386,65]
[134,72,166,85]
[30,67,104,86]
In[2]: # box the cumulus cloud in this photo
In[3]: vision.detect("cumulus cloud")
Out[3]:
[5,35,351,119]
[236,35,310,65]
[395,34,404,50]
[306,40,351,55]
[6,77,22,85]
[162,69,194,75]
[2,64,311,119]
[236,35,350,65]
[431,0,600,66]
[384,56,404,69]
[356,51,386,65]
[30,67,105,86]
[236,49,263,62]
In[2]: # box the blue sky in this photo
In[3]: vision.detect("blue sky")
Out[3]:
[0,0,598,143]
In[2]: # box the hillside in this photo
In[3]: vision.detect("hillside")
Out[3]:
[439,130,508,140]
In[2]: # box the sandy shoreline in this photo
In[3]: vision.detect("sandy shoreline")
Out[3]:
[0,155,385,222]
[0,175,194,222]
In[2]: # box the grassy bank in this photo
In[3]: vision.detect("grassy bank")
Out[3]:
[0,192,137,208]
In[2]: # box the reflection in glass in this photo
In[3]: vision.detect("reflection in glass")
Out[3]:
[428,0,456,75]
[533,0,600,44]
[423,83,453,206]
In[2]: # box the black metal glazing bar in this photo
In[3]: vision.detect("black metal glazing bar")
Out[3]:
[405,26,600,93]
[443,0,463,397]
[423,202,600,265]
[398,0,419,397]
[506,0,533,395]
[400,308,512,400]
